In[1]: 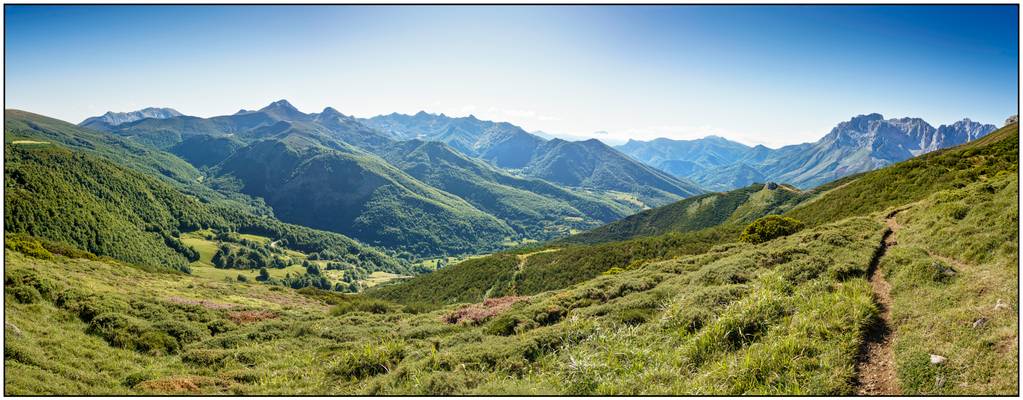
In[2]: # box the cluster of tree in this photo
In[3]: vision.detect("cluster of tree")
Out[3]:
[211,244,290,270]
[252,266,363,293]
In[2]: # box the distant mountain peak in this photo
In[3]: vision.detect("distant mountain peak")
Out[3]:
[258,99,307,121]
[320,106,345,118]
[80,107,183,127]
[261,99,298,112]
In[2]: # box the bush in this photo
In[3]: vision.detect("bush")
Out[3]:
[153,319,208,345]
[328,341,406,380]
[5,236,53,260]
[182,349,231,369]
[738,216,805,244]
[136,330,180,355]
[330,298,396,315]
[8,285,42,304]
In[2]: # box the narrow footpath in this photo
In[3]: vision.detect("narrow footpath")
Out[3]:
[856,211,902,395]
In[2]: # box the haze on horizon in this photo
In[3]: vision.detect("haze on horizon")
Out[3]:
[4,5,1018,148]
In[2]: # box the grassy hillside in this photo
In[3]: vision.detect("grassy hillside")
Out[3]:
[5,214,886,394]
[564,183,807,244]
[880,170,1017,394]
[4,143,404,275]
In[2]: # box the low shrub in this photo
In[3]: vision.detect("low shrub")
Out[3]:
[328,341,406,380]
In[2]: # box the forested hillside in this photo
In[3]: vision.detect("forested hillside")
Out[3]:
[4,142,404,275]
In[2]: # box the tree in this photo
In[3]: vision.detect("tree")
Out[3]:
[738,215,804,244]
[306,264,321,276]
[209,250,224,270]
[257,268,270,282]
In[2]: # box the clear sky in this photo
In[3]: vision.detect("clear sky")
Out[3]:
[5,5,1019,147]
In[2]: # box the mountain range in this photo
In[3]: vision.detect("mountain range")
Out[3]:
[72,101,684,257]
[617,114,998,190]
[66,101,999,258]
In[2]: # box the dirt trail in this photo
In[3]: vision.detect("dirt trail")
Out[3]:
[856,210,903,395]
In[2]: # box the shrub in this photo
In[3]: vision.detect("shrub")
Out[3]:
[5,236,53,260]
[181,349,231,369]
[137,330,180,355]
[122,371,153,388]
[153,319,208,345]
[738,216,805,244]
[5,269,57,301]
[8,285,42,304]
[330,298,396,315]
[328,341,406,380]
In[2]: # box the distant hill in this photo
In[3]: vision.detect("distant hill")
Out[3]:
[617,114,998,190]
[77,102,704,253]
[6,109,202,184]
[376,139,633,238]
[617,135,752,177]
[562,182,807,244]
[362,112,545,168]
[522,138,704,206]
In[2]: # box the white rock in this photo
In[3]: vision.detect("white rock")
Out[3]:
[930,354,947,364]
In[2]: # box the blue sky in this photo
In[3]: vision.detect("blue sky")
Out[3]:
[5,5,1018,147]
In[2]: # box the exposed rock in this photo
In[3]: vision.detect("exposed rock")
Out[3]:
[972,317,988,329]
[994,299,1008,310]
[1005,115,1018,126]
[930,354,947,365]
[5,321,22,336]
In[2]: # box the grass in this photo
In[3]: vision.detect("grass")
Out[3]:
[6,213,890,394]
[879,171,1018,395]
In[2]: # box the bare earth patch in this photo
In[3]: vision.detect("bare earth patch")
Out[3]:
[166,296,236,310]
[137,376,228,393]
[227,310,278,324]
[443,296,530,324]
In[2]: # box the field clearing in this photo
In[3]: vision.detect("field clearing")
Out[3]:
[363,271,408,287]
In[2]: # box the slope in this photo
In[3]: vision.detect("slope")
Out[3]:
[213,136,515,257]
[376,139,633,238]
[6,109,202,184]
[522,138,704,207]
[563,183,807,244]
[4,142,403,275]
[370,122,1018,309]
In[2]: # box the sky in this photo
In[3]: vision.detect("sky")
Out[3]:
[4,5,1019,147]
